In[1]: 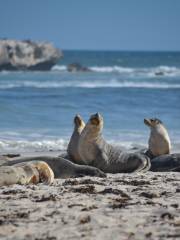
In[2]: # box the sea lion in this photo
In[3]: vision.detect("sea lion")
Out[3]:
[67,114,85,164]
[144,118,180,171]
[78,113,150,173]
[0,161,54,186]
[144,118,171,157]
[1,155,106,181]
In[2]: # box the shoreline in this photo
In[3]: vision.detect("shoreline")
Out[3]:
[0,172,180,239]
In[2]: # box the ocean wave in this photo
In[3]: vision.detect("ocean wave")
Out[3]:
[0,79,180,89]
[90,65,180,76]
[51,65,180,77]
[0,138,179,153]
[77,81,180,89]
[0,138,145,153]
[0,139,68,153]
[51,65,67,71]
[90,66,134,73]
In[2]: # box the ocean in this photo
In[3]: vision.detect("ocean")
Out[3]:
[0,50,180,153]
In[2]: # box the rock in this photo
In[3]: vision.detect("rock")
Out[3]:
[67,63,91,72]
[0,39,62,71]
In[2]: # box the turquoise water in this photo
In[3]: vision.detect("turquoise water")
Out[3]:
[0,51,180,152]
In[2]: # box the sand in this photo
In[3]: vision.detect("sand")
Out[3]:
[0,170,180,240]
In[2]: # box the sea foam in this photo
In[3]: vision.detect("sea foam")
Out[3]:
[51,65,180,77]
[0,79,180,89]
[0,139,68,153]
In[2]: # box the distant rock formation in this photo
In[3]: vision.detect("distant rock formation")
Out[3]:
[67,63,91,72]
[0,39,62,71]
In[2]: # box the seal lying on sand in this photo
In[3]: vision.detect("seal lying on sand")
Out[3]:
[144,118,180,171]
[0,161,54,186]
[67,115,85,164]
[78,113,150,173]
[1,155,105,186]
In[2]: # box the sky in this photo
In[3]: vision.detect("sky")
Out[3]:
[0,0,180,51]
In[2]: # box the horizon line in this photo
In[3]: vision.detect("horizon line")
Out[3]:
[62,49,180,53]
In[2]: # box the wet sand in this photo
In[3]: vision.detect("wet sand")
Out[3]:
[0,171,180,240]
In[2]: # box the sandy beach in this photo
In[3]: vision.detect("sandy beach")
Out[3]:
[1,1,180,239]
[0,170,180,240]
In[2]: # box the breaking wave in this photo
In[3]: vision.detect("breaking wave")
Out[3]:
[52,65,180,77]
[0,138,179,153]
[0,79,180,89]
[0,139,68,153]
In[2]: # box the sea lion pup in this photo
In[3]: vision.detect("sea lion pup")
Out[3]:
[67,114,85,164]
[78,113,150,173]
[0,161,54,186]
[2,156,106,179]
[144,118,180,171]
[144,118,171,157]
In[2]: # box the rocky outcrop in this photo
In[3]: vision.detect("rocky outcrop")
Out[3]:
[67,63,91,72]
[0,39,62,71]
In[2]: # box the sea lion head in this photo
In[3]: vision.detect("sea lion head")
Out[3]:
[144,118,171,156]
[74,114,85,130]
[82,113,103,140]
[89,112,103,131]
[144,118,163,128]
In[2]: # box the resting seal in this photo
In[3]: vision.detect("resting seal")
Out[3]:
[67,114,85,164]
[0,155,105,186]
[78,113,150,173]
[0,161,54,186]
[144,118,180,171]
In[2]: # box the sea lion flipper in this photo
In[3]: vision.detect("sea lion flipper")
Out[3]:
[25,161,54,184]
[133,155,151,173]
[75,164,106,178]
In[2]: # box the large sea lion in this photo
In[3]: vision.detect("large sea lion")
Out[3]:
[67,114,85,164]
[144,118,180,171]
[78,113,150,173]
[0,155,105,186]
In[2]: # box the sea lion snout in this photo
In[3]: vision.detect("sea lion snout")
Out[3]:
[144,118,163,127]
[90,112,102,126]
[74,114,83,126]
[144,118,152,127]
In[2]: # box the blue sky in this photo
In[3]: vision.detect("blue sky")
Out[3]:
[0,0,180,51]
